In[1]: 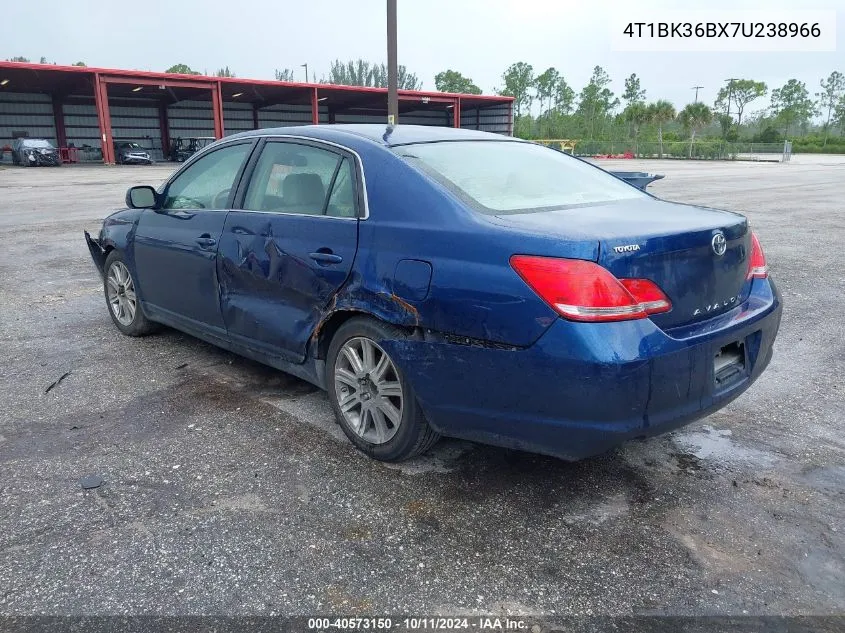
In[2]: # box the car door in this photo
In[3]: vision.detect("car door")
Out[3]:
[217,138,362,363]
[133,140,255,335]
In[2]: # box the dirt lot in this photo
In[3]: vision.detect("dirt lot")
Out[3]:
[0,156,843,617]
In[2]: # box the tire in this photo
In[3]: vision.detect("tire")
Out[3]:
[326,317,439,461]
[103,250,159,336]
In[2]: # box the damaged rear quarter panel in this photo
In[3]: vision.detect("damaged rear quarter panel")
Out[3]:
[85,207,143,276]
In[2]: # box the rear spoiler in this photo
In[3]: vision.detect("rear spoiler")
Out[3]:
[608,171,665,191]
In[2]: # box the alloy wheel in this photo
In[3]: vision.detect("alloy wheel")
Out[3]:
[106,261,137,326]
[333,337,404,444]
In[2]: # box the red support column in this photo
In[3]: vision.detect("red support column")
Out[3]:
[252,103,260,130]
[453,98,461,128]
[311,88,319,125]
[211,82,224,139]
[158,102,170,160]
[52,97,66,148]
[93,74,115,164]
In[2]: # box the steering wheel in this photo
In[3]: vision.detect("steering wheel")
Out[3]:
[212,188,231,209]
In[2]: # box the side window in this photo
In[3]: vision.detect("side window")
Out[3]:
[162,143,252,210]
[243,142,357,217]
[326,158,357,218]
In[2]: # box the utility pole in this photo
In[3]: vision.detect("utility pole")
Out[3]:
[301,63,309,83]
[724,78,739,118]
[386,0,398,125]
[692,86,703,103]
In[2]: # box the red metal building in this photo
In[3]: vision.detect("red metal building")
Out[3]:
[0,62,513,164]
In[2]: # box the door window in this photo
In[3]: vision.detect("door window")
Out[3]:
[162,142,252,210]
[243,142,358,217]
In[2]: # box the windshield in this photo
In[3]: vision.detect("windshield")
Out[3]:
[120,143,142,149]
[396,140,646,214]
[21,139,54,149]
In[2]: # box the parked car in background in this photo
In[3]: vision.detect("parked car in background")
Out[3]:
[114,142,152,165]
[169,136,215,162]
[85,125,782,463]
[12,138,60,166]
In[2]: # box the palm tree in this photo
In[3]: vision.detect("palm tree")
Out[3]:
[647,100,676,158]
[677,102,713,158]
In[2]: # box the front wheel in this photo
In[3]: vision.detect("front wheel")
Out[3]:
[326,317,439,461]
[103,250,159,336]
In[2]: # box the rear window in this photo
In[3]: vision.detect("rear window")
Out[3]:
[21,139,53,149]
[396,140,646,215]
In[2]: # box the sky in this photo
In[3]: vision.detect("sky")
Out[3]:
[3,0,843,117]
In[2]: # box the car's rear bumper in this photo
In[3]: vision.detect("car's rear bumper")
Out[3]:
[84,231,107,277]
[385,277,782,460]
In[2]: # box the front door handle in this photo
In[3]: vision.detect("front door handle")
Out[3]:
[309,251,343,265]
[195,235,217,248]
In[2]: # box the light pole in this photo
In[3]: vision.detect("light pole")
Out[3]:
[301,63,309,83]
[386,0,398,125]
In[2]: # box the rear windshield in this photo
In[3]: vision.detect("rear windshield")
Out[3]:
[396,140,646,214]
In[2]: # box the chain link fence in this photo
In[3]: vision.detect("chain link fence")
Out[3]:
[561,140,793,162]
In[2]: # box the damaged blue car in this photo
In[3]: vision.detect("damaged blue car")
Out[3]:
[85,125,782,462]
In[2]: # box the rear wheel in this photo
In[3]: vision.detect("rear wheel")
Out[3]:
[103,250,158,336]
[326,317,439,461]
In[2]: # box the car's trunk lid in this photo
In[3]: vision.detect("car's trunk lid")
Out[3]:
[490,198,750,330]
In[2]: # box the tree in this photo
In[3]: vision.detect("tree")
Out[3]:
[553,78,575,115]
[499,62,534,119]
[713,79,767,125]
[166,63,201,75]
[835,94,845,134]
[622,73,646,107]
[39,56,47,64]
[623,102,649,155]
[535,67,560,116]
[716,113,734,138]
[677,102,713,157]
[275,68,295,82]
[72,61,86,67]
[7,56,30,62]
[325,59,420,89]
[434,69,481,94]
[817,71,845,145]
[577,66,619,139]
[215,66,235,78]
[321,59,422,90]
[646,100,676,157]
[771,79,817,137]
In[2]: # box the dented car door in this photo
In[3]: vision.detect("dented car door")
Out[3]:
[217,139,361,363]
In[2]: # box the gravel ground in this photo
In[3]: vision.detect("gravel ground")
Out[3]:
[0,157,843,617]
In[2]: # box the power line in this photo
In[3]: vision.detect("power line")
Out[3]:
[692,86,703,103]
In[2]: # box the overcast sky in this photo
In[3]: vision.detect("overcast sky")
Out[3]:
[4,0,842,116]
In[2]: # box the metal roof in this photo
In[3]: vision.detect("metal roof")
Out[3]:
[0,61,513,110]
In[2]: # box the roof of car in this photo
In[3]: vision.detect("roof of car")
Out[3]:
[230,124,519,147]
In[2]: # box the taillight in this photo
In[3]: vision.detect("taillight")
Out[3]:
[747,232,768,279]
[509,255,671,323]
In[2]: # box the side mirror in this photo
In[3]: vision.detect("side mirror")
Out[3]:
[126,185,158,209]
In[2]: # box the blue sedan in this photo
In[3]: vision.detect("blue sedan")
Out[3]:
[85,125,782,462]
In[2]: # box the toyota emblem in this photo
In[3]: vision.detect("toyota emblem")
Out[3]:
[712,232,727,256]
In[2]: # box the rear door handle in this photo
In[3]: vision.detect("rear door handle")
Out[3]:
[195,236,217,248]
[309,251,343,265]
